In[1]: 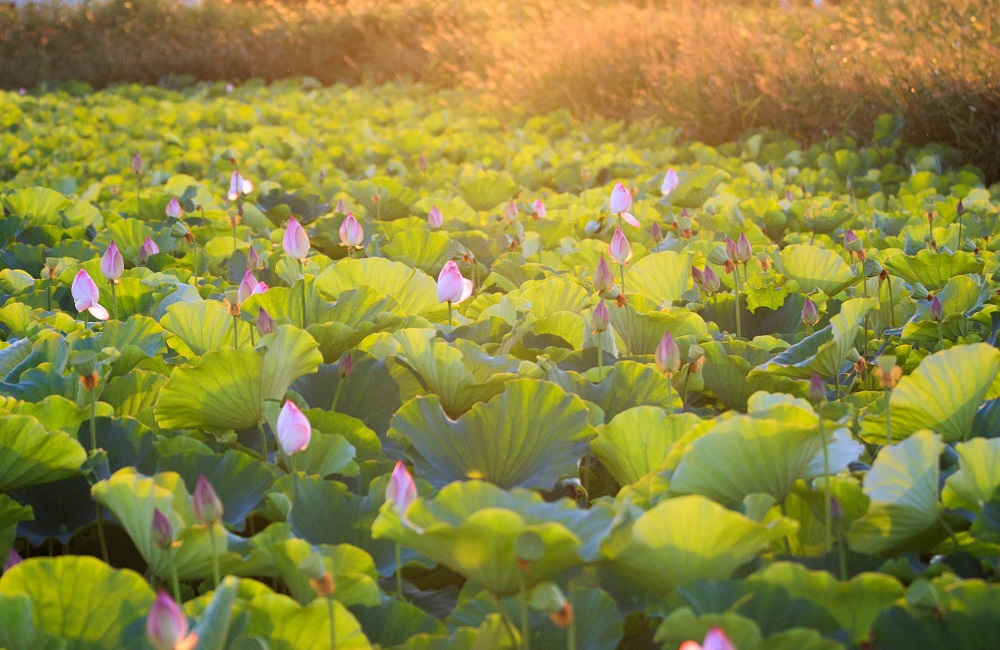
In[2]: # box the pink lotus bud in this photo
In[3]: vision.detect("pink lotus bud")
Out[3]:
[225,83,235,93]
[256,308,276,336]
[593,256,615,293]
[609,227,632,265]
[318,168,326,184]
[592,300,610,333]
[339,353,353,378]
[661,168,679,196]
[385,460,418,513]
[4,549,22,572]
[132,153,143,176]
[734,233,752,264]
[680,626,736,650]
[929,295,945,322]
[146,589,197,650]
[725,236,737,262]
[655,332,681,374]
[532,199,546,220]
[650,221,663,243]
[277,399,311,456]
[71,269,110,321]
[956,199,964,216]
[701,266,721,293]
[165,197,182,219]
[246,246,264,271]
[283,216,311,260]
[336,198,347,214]
[505,200,519,223]
[844,230,864,255]
[427,206,444,229]
[802,297,820,326]
[192,475,223,525]
[238,269,267,304]
[691,266,704,288]
[808,372,825,403]
[138,237,160,264]
[437,260,473,304]
[610,182,639,226]
[17,87,26,96]
[227,171,252,201]
[101,241,124,280]
[339,213,364,248]
[151,508,174,550]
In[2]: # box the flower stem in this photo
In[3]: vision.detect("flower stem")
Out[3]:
[819,415,832,553]
[328,596,337,649]
[395,542,405,602]
[257,421,268,459]
[233,315,239,349]
[619,264,631,355]
[597,342,603,376]
[331,380,344,413]
[666,372,675,413]
[299,260,308,328]
[567,612,577,650]
[448,300,453,327]
[518,570,532,650]
[937,320,945,350]
[167,548,181,603]
[110,282,119,321]
[192,242,199,288]
[290,453,298,474]
[90,388,109,565]
[733,272,743,340]
[884,387,892,446]
[208,524,221,588]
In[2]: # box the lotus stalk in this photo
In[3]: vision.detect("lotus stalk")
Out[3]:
[328,597,337,649]
[86,377,109,564]
[876,356,901,446]
[517,569,532,650]
[256,421,269,459]
[152,509,181,603]
[810,373,832,554]
[193,476,223,588]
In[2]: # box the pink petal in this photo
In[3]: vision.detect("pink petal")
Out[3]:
[621,212,639,227]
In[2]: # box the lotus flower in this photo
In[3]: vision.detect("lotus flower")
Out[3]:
[385,460,418,513]
[929,295,945,322]
[71,270,109,321]
[237,269,267,304]
[336,198,348,214]
[4,549,22,572]
[610,182,639,226]
[691,266,704,288]
[655,332,681,374]
[151,508,174,550]
[257,308,276,336]
[504,200,519,223]
[734,233,752,264]
[532,199,546,220]
[609,227,632,265]
[701,266,721,293]
[593,256,615,293]
[277,399,311,456]
[661,168,679,195]
[592,300,610,333]
[227,171,253,201]
[437,260,473,304]
[165,197,182,219]
[802,296,820,326]
[283,216,311,260]
[101,241,124,280]
[339,213,364,248]
[427,206,444,229]
[650,221,663,243]
[247,246,264,271]
[146,590,197,650]
[192,475,223,525]
[132,153,143,176]
[679,627,735,650]
[137,237,160,264]
[725,236,737,262]
[339,352,354,377]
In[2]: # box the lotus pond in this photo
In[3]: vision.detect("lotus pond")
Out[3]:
[1,81,1000,649]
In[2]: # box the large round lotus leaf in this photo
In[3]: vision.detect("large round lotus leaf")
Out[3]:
[900,275,992,343]
[92,468,274,581]
[372,480,615,597]
[243,591,371,649]
[591,407,701,487]
[1,187,103,229]
[752,298,875,380]
[862,344,1000,444]
[155,325,321,432]
[388,379,594,490]
[627,251,693,306]
[14,477,97,547]
[0,414,86,492]
[776,245,856,296]
[0,556,154,650]
[881,249,984,291]
[542,359,682,423]
[161,300,251,358]
[353,599,447,648]
[870,579,1000,648]
[600,495,796,599]
[608,305,708,356]
[383,228,460,275]
[100,369,167,417]
[457,171,519,212]
[90,315,165,377]
[315,257,442,318]
[943,438,1000,512]
[345,176,419,221]
[1,394,99,438]
[511,278,593,319]
[701,341,804,411]
[0,495,32,564]
[847,431,942,555]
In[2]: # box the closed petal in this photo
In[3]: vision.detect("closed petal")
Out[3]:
[88,304,110,321]
[621,212,639,227]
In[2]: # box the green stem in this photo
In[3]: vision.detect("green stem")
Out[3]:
[328,596,337,649]
[819,415,832,553]
[937,514,961,550]
[834,370,841,400]
[958,214,962,246]
[167,548,181,604]
[192,242,199,288]
[448,300,453,327]
[733,271,743,340]
[666,372,675,413]
[779,500,792,556]
[90,389,109,565]
[619,265,631,355]
[518,570,532,650]
[498,603,521,649]
[233,315,239,349]
[582,456,591,504]
[257,421,268,459]
[937,320,945,350]
[208,524,221,588]
[110,281,118,321]
[837,527,848,581]
[884,387,892,446]
[331,380,344,413]
[681,369,691,409]
[249,321,255,347]
[395,542,405,602]
[289,453,298,474]
[299,260,308,329]
[567,613,577,650]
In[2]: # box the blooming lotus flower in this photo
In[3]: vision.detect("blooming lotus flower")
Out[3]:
[277,399,311,456]
[655,332,681,375]
[165,197,182,219]
[427,206,444,229]
[71,270,109,321]
[257,308,275,336]
[437,260,473,304]
[138,237,159,264]
[661,168,679,195]
[385,460,418,513]
[146,590,197,650]
[151,508,174,550]
[609,227,632,265]
[802,296,820,326]
[734,233,752,264]
[192,475,223,525]
[679,627,735,650]
[701,266,721,293]
[609,182,639,226]
[593,256,615,293]
[283,216,310,260]
[339,213,364,249]
[532,199,546,220]
[132,153,143,176]
[4,548,22,572]
[227,171,253,201]
[592,300,610,333]
[238,269,267,304]
[101,241,124,280]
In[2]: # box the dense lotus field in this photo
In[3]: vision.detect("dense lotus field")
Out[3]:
[3,80,1000,649]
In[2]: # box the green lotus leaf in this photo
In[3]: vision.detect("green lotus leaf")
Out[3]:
[846,431,942,554]
[372,480,614,597]
[188,576,239,650]
[0,269,36,294]
[244,591,371,649]
[542,359,681,422]
[155,324,321,432]
[608,305,708,356]
[862,344,1000,444]
[882,249,984,290]
[600,495,796,599]
[345,176,419,221]
[100,369,167,417]
[776,245,856,296]
[90,314,165,377]
[315,257,441,318]
[353,599,447,648]
[525,311,587,350]
[0,414,86,491]
[292,430,359,479]
[161,300,250,358]
[0,394,106,437]
[752,298,875,380]
[0,495,32,564]
[92,467,274,581]
[626,251,693,306]
[748,562,905,643]
[304,409,385,465]
[668,167,727,209]
[870,579,1000,648]
[654,609,765,650]
[388,379,594,489]
[92,217,153,256]
[0,556,153,650]
[457,171,519,211]
[900,275,992,343]
[591,407,702,487]
[2,187,103,229]
[702,341,804,411]
[942,438,1000,512]
[511,277,593,319]
[383,228,460,275]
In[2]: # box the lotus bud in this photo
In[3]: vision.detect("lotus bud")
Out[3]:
[151,508,174,550]
[785,189,794,202]
[655,332,681,375]
[437,260,474,304]
[318,168,326,184]
[702,266,721,294]
[17,87,26,96]
[427,206,444,230]
[532,199,546,220]
[101,241,124,281]
[138,237,160,264]
[238,269,267,304]
[863,259,883,278]
[707,245,730,266]
[593,257,615,293]
[276,399,311,456]
[592,300,610,333]
[386,460,418,513]
[336,198,347,214]
[609,227,632,265]
[956,199,964,216]
[227,171,253,200]
[650,221,663,243]
[419,155,428,172]
[801,297,820,326]
[4,549,22,572]
[661,168,679,196]
[256,308,276,336]
[165,197,182,219]
[132,153,143,176]
[247,246,264,271]
[929,295,945,322]
[371,193,381,206]
[734,233,752,264]
[829,496,843,523]
[284,216,311,260]
[679,627,736,650]
[192,475,223,525]
[609,182,638,226]
[505,200,519,223]
[339,213,364,249]
[71,269,110,321]
[584,220,601,235]
[147,590,197,650]
[910,283,929,300]
[725,236,737,262]
[808,372,825,403]
[690,266,704,289]
[875,355,902,389]
[339,353,353,378]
